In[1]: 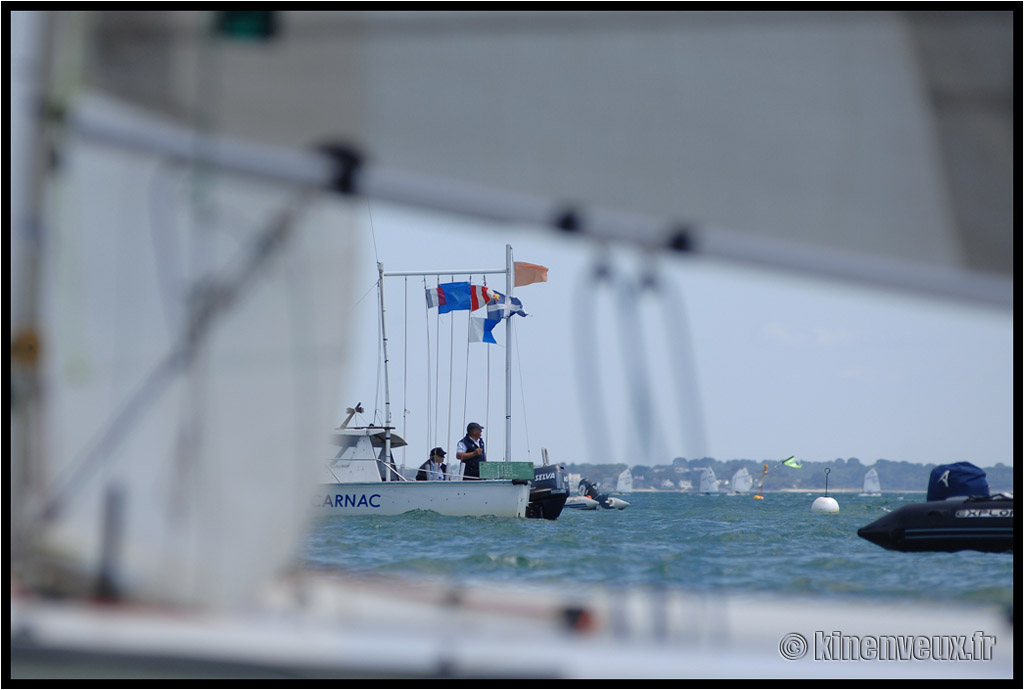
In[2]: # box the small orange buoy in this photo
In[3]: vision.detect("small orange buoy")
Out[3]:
[753,494,764,500]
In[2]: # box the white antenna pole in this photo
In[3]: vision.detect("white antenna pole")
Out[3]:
[505,244,514,463]
[377,262,393,480]
[383,265,508,466]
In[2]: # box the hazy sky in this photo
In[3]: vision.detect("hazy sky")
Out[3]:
[337,201,1013,470]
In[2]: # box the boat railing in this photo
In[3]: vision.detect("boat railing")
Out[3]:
[326,457,415,482]
[324,458,531,485]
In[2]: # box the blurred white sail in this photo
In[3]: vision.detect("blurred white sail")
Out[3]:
[699,468,719,494]
[24,133,357,607]
[65,10,1012,305]
[862,468,882,496]
[731,467,753,494]
[616,468,633,494]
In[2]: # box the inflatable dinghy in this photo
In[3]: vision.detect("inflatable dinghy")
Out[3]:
[858,462,1013,553]
[857,495,1013,553]
[568,478,630,510]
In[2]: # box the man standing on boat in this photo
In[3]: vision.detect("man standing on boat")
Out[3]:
[456,422,486,480]
[416,448,447,481]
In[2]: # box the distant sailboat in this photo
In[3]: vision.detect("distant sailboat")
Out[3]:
[699,468,720,494]
[730,467,753,494]
[861,468,882,496]
[616,468,633,494]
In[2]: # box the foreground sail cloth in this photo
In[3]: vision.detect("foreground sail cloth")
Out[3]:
[513,262,548,287]
[469,317,500,344]
[427,283,494,313]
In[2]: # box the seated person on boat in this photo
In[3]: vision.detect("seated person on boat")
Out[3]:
[416,448,448,481]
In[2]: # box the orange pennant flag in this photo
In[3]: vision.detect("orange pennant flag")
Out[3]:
[513,262,548,287]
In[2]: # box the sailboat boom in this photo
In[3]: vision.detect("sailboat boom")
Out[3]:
[67,93,1009,309]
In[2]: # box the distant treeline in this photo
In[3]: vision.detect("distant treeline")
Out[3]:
[564,457,1014,493]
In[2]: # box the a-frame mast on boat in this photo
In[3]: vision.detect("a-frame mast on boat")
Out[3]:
[379,244,516,467]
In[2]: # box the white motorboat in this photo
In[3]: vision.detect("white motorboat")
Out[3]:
[316,423,530,518]
[315,249,560,519]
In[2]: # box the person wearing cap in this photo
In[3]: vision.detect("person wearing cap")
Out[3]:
[456,422,486,480]
[416,448,447,481]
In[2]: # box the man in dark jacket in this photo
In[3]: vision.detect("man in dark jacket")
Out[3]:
[456,423,486,479]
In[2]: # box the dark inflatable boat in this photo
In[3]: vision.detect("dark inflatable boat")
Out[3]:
[857,462,1014,553]
[857,495,1013,553]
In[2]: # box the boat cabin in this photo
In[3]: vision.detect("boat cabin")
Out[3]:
[322,427,408,483]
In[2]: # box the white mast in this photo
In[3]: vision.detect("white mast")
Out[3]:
[381,247,514,467]
[377,262,393,480]
[505,244,514,463]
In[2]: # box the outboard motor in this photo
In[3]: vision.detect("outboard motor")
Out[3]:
[576,478,631,510]
[526,465,569,520]
[927,462,990,501]
[579,479,602,500]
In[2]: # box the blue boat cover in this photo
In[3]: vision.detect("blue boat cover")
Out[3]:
[926,462,990,501]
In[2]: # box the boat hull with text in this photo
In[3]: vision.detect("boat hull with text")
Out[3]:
[315,479,530,518]
[319,425,530,518]
[857,496,1013,553]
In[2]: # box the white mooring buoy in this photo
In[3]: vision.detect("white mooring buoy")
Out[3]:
[811,468,840,513]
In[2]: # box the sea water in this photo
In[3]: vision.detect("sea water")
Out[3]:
[302,491,1013,610]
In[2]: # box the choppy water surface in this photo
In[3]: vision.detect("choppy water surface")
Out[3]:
[303,491,1013,609]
